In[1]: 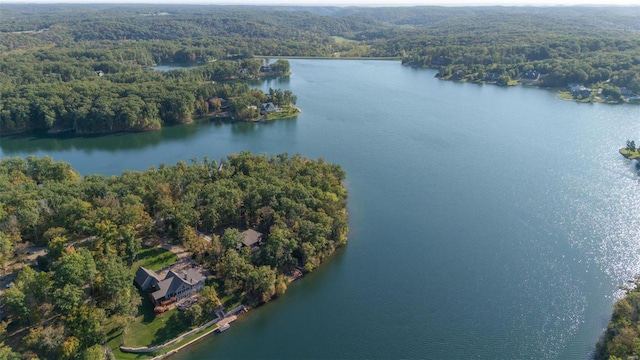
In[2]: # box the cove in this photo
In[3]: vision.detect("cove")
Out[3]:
[3,59,640,359]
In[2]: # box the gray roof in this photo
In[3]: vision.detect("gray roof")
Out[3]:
[149,268,206,301]
[150,276,181,301]
[240,229,263,247]
[167,269,206,286]
[134,266,160,291]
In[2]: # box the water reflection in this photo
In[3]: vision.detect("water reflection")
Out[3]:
[249,76,291,91]
[0,121,214,154]
[230,117,297,136]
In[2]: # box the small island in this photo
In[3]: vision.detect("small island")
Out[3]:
[620,141,640,160]
[0,154,348,359]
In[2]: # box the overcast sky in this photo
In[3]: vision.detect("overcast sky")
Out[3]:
[4,0,640,5]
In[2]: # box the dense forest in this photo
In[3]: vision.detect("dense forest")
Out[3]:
[1,5,640,124]
[0,153,348,359]
[0,43,293,134]
[596,283,640,360]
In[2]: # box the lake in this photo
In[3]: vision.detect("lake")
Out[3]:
[3,60,640,359]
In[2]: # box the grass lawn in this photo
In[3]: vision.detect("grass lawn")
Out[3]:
[107,293,221,359]
[123,290,190,348]
[107,290,191,358]
[106,245,227,359]
[265,107,300,120]
[130,246,178,275]
[557,91,594,102]
[331,36,357,44]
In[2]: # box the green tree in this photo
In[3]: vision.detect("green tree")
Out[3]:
[200,286,221,316]
[95,254,139,316]
[54,248,96,288]
[247,265,277,305]
[0,231,13,276]
[0,345,20,360]
[81,344,105,360]
[63,305,106,349]
[183,304,203,327]
[53,283,85,314]
[626,140,636,152]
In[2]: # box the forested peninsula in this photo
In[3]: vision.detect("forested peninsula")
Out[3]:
[596,146,640,359]
[2,4,640,136]
[595,283,640,360]
[0,153,348,359]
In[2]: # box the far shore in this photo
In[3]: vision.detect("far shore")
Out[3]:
[254,55,402,61]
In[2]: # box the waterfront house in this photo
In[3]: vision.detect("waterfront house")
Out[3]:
[260,102,278,114]
[522,70,540,80]
[134,266,205,306]
[238,229,263,250]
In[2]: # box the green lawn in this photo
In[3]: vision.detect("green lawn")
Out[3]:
[124,309,187,347]
[130,246,178,275]
[265,107,301,120]
[107,290,191,358]
[107,246,225,359]
[620,148,640,159]
[331,36,357,44]
[108,294,221,359]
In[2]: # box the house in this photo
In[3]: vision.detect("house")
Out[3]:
[485,72,500,82]
[260,59,271,72]
[134,266,205,306]
[134,266,160,291]
[621,87,635,97]
[430,56,449,67]
[95,70,104,77]
[260,102,278,115]
[567,83,584,92]
[207,97,229,111]
[238,229,263,250]
[522,70,539,80]
[451,70,465,81]
[572,87,591,99]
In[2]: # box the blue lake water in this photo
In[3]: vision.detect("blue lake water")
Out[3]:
[3,59,640,359]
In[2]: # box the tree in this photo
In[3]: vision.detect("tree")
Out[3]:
[121,225,140,266]
[53,283,85,314]
[220,228,242,251]
[95,254,139,316]
[0,231,13,276]
[54,248,96,288]
[200,286,221,316]
[23,324,66,359]
[82,345,105,360]
[183,303,203,327]
[4,286,30,324]
[0,345,20,360]
[497,74,511,86]
[5,266,52,325]
[60,336,80,360]
[626,140,636,152]
[63,305,106,349]
[46,235,67,261]
[247,265,277,305]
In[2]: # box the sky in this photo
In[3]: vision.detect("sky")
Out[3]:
[3,0,640,5]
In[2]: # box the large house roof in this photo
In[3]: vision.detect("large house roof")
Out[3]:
[168,269,206,286]
[150,276,182,301]
[149,268,207,301]
[134,266,160,291]
[240,229,263,247]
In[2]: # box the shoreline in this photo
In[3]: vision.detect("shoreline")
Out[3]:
[255,55,402,61]
[118,268,306,359]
